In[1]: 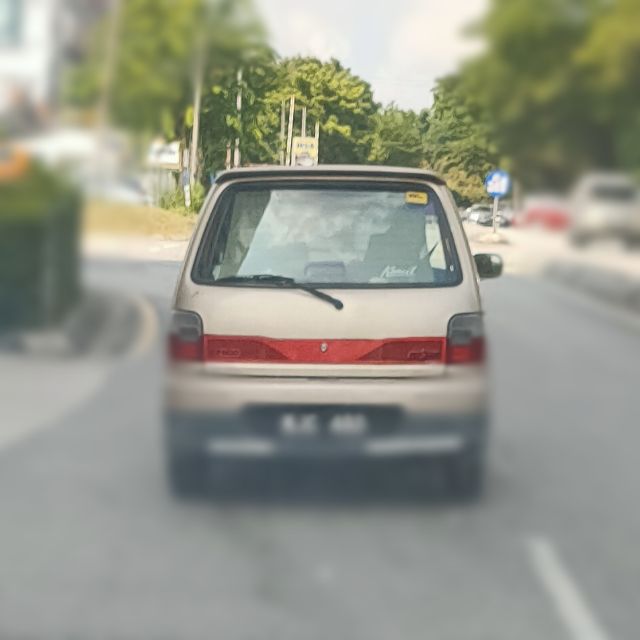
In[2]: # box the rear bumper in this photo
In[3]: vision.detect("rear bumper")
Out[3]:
[166,409,488,460]
[167,369,488,415]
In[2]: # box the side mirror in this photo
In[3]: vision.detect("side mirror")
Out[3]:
[474,253,503,279]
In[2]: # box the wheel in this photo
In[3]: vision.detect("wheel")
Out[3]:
[445,448,485,502]
[166,448,208,498]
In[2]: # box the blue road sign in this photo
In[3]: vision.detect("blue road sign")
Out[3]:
[485,170,511,198]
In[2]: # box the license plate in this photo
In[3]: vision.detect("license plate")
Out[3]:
[278,412,369,438]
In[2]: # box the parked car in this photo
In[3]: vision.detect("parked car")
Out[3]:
[166,166,502,500]
[477,208,511,228]
[465,204,492,223]
[477,209,495,226]
[520,195,570,230]
[498,205,515,226]
[570,173,640,247]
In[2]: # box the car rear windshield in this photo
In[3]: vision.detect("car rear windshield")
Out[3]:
[592,185,637,202]
[193,181,461,288]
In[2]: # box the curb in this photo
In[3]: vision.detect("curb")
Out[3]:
[0,290,158,359]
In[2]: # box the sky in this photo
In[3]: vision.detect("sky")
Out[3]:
[255,0,487,111]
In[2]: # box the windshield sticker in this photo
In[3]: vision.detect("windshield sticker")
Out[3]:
[381,265,418,279]
[405,191,429,205]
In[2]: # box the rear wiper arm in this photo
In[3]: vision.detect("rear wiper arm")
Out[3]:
[215,274,344,310]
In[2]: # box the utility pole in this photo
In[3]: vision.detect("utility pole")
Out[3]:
[279,100,286,165]
[97,0,122,134]
[95,0,122,177]
[189,33,205,186]
[233,68,243,168]
[301,106,307,138]
[285,95,295,166]
[225,142,232,170]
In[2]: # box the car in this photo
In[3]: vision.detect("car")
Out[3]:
[166,166,503,500]
[520,195,570,230]
[477,209,511,228]
[570,173,640,247]
[498,205,515,226]
[476,209,495,226]
[465,204,492,224]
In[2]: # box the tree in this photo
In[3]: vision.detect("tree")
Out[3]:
[368,105,425,167]
[198,48,279,173]
[66,0,265,139]
[458,0,639,188]
[261,58,379,165]
[423,76,498,204]
[576,0,640,170]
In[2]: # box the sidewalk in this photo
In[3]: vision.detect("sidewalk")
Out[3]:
[84,234,189,263]
[466,223,640,279]
[466,223,640,316]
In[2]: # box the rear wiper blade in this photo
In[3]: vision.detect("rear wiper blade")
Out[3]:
[215,274,344,310]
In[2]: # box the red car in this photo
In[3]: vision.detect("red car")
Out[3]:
[519,196,571,230]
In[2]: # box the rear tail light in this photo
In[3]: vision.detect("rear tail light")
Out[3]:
[204,336,287,362]
[446,313,485,364]
[169,310,203,362]
[358,339,444,363]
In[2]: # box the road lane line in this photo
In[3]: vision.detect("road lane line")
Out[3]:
[527,536,612,640]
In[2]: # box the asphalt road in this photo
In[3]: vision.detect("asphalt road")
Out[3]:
[0,259,638,640]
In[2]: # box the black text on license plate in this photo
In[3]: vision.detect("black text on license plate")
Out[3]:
[278,412,369,437]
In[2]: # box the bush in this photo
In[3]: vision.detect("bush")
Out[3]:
[159,181,206,213]
[0,155,81,331]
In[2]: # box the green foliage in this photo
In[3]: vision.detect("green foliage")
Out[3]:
[64,0,640,203]
[65,0,266,137]
[198,56,379,171]
[368,105,426,167]
[0,163,81,329]
[458,0,640,188]
[199,48,279,171]
[423,76,498,204]
[263,58,379,165]
[0,162,77,220]
[159,181,206,213]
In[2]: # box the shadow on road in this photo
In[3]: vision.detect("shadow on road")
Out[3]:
[178,461,483,510]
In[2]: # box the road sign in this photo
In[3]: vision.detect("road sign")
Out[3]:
[146,140,183,170]
[292,136,319,166]
[485,170,511,199]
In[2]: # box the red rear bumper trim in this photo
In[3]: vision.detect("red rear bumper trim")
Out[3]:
[201,336,447,365]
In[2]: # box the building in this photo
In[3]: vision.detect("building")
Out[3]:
[0,0,108,127]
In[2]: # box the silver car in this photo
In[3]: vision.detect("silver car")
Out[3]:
[166,166,502,499]
[570,173,640,246]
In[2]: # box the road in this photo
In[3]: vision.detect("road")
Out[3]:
[0,258,638,640]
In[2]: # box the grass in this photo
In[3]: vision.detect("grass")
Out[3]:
[83,200,197,239]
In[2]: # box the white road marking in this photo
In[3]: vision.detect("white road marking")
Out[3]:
[527,536,612,640]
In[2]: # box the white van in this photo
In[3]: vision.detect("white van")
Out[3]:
[570,172,640,247]
[166,166,502,499]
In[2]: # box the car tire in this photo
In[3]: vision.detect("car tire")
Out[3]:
[445,448,485,502]
[167,449,208,498]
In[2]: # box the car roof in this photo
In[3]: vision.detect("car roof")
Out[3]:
[215,165,447,186]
